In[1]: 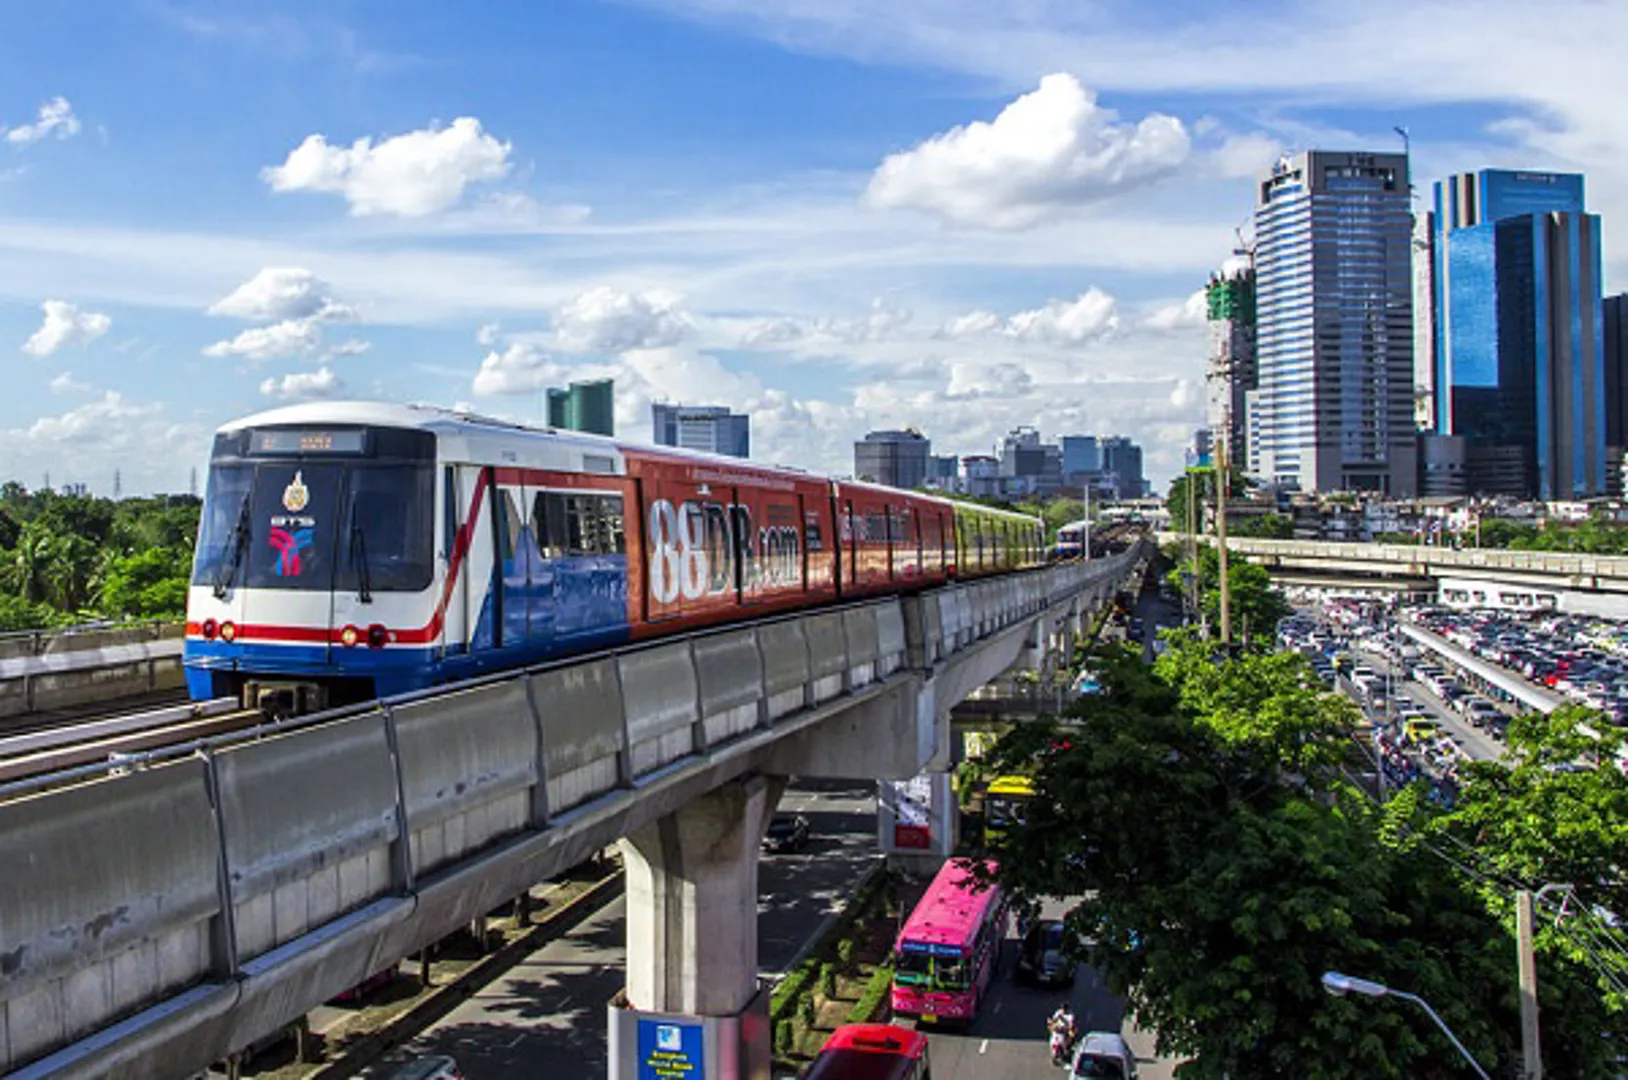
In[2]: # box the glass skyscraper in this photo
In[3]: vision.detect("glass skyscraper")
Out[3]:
[1432,169,1606,498]
[546,378,615,436]
[1253,150,1417,496]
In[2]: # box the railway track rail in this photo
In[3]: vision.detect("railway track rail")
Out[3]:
[0,696,263,787]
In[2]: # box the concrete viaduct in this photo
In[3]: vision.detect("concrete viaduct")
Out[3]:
[0,541,1151,1080]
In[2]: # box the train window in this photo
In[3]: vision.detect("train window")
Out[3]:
[337,465,435,592]
[497,489,523,561]
[443,467,458,557]
[805,510,825,552]
[600,495,626,554]
[535,492,568,558]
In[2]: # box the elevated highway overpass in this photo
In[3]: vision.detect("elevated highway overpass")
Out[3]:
[1,542,1151,1080]
[1160,534,1628,616]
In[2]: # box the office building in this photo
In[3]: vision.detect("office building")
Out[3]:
[854,429,930,489]
[925,454,960,489]
[1060,435,1099,487]
[546,378,615,436]
[961,455,1001,498]
[651,403,750,458]
[1432,168,1607,498]
[997,427,1064,497]
[1205,262,1257,471]
[1607,293,1628,495]
[1254,150,1417,496]
[1100,436,1145,500]
[1189,427,1214,469]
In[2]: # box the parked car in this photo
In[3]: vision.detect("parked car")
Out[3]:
[385,1055,463,1080]
[1071,1031,1140,1079]
[1016,918,1075,987]
[762,813,811,853]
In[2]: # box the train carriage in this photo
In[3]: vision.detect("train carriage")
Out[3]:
[184,403,1042,712]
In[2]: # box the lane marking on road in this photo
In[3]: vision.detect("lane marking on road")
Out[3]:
[993,1000,1003,1014]
[979,1039,989,1054]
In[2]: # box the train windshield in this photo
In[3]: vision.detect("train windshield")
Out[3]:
[193,461,433,593]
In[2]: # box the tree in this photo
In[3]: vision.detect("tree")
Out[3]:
[1228,513,1293,540]
[985,641,1626,1077]
[100,548,193,618]
[1166,546,1291,649]
[8,522,58,604]
[1165,470,1246,534]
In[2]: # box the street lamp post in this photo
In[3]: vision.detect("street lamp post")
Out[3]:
[1322,971,1490,1079]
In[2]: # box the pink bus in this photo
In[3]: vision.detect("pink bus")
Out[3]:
[891,858,1006,1025]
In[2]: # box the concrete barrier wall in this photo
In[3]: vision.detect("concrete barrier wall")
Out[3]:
[0,621,181,662]
[620,642,699,777]
[0,759,220,1073]
[758,620,810,721]
[531,658,623,813]
[0,638,186,719]
[0,570,1157,1076]
[395,681,538,877]
[215,716,400,962]
[694,631,765,748]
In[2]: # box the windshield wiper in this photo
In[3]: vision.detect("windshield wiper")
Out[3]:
[212,494,252,599]
[349,522,373,603]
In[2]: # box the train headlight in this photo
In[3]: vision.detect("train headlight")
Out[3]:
[340,625,359,648]
[367,624,389,649]
[220,621,238,643]
[201,619,218,640]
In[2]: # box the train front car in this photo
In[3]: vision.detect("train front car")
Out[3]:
[184,405,443,713]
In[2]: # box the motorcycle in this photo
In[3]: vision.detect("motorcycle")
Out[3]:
[1048,1021,1077,1067]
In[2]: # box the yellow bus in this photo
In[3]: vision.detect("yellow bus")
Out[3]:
[984,775,1035,846]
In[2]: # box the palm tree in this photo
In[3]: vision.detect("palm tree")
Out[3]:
[10,523,57,605]
[51,534,98,613]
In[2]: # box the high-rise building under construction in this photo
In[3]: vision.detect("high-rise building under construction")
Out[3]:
[1205,262,1257,474]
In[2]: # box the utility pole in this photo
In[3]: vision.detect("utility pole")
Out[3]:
[1216,432,1232,645]
[1186,470,1200,623]
[1516,889,1542,1079]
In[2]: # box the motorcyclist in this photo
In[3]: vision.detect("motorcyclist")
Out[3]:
[1047,1003,1077,1064]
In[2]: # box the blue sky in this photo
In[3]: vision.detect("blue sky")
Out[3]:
[2,0,1624,494]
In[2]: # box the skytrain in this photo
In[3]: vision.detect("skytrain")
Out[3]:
[184,402,1045,712]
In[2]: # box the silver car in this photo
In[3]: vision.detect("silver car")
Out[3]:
[1071,1031,1139,1079]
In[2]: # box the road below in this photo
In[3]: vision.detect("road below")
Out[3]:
[927,897,1179,1080]
[364,779,879,1078]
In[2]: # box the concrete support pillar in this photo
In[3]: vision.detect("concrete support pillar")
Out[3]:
[621,775,780,1016]
[612,775,781,1080]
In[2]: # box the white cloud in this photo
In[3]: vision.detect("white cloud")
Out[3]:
[48,371,91,394]
[1145,289,1208,330]
[865,74,1189,229]
[202,319,322,362]
[1207,132,1283,179]
[21,299,111,356]
[940,288,1119,346]
[262,117,512,217]
[326,338,372,357]
[472,341,566,396]
[1169,378,1202,411]
[25,391,159,441]
[4,96,80,146]
[260,366,343,399]
[207,267,356,322]
[476,322,502,347]
[553,286,688,353]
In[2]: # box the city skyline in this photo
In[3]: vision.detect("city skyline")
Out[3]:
[2,1,1626,496]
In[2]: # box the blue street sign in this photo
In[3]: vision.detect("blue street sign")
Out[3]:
[638,1017,705,1079]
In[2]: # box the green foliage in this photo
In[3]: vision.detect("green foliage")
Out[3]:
[1226,513,1293,539]
[836,937,856,972]
[986,638,1627,1078]
[770,960,818,1022]
[1165,545,1291,649]
[0,594,69,632]
[845,963,894,1025]
[797,992,816,1027]
[1164,470,1246,534]
[816,962,836,999]
[0,484,198,629]
[774,1019,794,1055]
[1489,514,1628,555]
[101,548,193,618]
